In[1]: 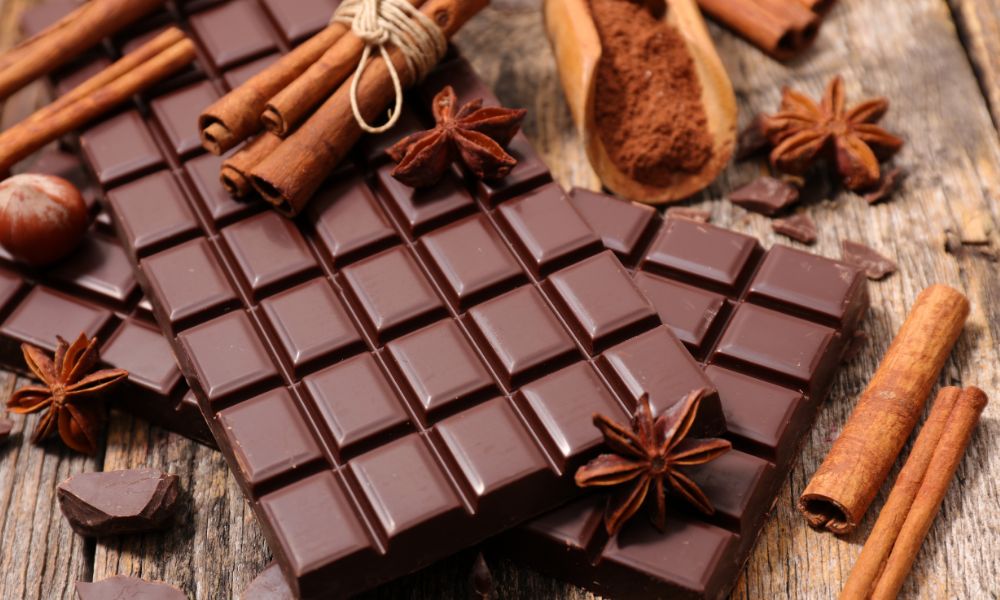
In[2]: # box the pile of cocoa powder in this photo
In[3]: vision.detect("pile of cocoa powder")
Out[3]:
[589,0,714,186]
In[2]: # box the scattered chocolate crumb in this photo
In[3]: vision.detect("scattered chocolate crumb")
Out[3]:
[241,562,292,600]
[58,468,180,537]
[729,176,799,216]
[772,213,817,245]
[470,552,495,600]
[76,576,185,600]
[843,330,868,362]
[666,206,712,223]
[862,167,904,204]
[841,240,897,280]
[0,417,12,443]
[735,114,770,160]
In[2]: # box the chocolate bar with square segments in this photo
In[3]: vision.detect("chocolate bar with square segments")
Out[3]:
[492,189,869,600]
[78,5,734,591]
[0,149,211,445]
[27,0,867,593]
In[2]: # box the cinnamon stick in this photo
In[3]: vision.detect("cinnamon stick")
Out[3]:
[23,28,185,129]
[250,0,488,216]
[220,133,283,198]
[261,0,427,136]
[798,284,970,534]
[697,0,820,60]
[0,0,166,100]
[0,34,197,173]
[840,386,988,600]
[798,0,836,15]
[198,23,351,155]
[867,387,987,600]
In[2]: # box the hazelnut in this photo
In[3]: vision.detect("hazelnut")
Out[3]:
[0,174,88,266]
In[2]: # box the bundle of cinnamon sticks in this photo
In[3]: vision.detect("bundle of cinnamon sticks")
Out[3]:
[0,28,196,173]
[201,0,488,217]
[698,0,835,59]
[798,285,989,597]
[0,0,166,100]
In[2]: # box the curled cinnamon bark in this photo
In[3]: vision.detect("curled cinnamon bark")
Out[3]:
[0,0,166,100]
[261,0,428,137]
[0,30,196,173]
[220,133,282,198]
[840,386,988,600]
[798,285,969,534]
[198,24,350,155]
[697,0,820,60]
[250,0,488,216]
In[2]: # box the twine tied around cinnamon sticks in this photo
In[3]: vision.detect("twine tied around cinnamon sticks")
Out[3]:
[203,0,488,217]
[331,0,447,133]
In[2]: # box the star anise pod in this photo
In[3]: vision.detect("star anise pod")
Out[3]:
[387,85,527,188]
[575,388,731,535]
[762,76,903,190]
[6,333,127,454]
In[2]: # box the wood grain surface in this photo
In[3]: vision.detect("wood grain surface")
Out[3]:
[0,0,998,598]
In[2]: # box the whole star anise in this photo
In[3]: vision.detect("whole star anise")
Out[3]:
[387,85,527,188]
[762,76,903,190]
[6,333,127,454]
[575,388,731,535]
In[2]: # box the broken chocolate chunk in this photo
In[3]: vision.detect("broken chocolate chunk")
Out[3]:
[841,240,897,280]
[843,330,869,362]
[241,562,293,600]
[58,468,180,537]
[735,113,770,160]
[729,176,799,216]
[862,167,904,204]
[75,576,185,600]
[665,206,711,223]
[772,213,817,244]
[0,417,13,443]
[470,552,495,600]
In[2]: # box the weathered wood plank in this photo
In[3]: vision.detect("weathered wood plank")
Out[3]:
[0,373,95,600]
[0,0,997,598]
[461,1,1000,598]
[950,0,1000,128]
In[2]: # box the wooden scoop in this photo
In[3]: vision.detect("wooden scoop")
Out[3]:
[544,0,737,204]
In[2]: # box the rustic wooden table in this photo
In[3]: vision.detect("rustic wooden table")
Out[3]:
[0,0,998,598]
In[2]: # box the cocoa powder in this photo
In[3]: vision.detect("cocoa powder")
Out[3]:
[589,0,714,186]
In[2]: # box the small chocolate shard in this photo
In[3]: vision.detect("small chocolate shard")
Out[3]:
[944,229,1000,262]
[841,240,897,280]
[470,552,495,600]
[735,114,770,160]
[58,468,180,537]
[666,206,711,223]
[843,330,868,362]
[241,562,293,600]
[75,576,185,600]
[729,176,799,216]
[0,417,13,443]
[772,213,817,245]
[862,167,903,204]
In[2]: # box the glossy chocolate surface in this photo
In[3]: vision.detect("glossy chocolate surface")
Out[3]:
[0,149,210,445]
[66,7,717,589]
[497,189,870,600]
[24,0,869,594]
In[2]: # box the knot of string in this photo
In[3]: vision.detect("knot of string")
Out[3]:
[332,0,447,133]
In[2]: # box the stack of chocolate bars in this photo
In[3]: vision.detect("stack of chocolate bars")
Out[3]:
[6,1,868,598]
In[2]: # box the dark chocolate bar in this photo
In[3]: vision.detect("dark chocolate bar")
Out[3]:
[0,148,211,445]
[63,4,737,595]
[492,189,869,600]
[19,1,868,596]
